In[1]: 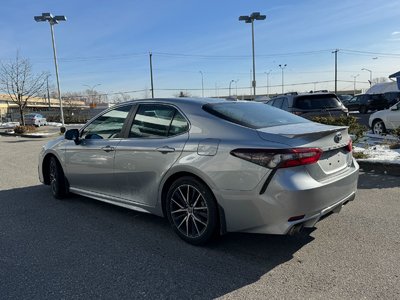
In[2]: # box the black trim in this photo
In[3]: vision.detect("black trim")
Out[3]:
[259,169,278,195]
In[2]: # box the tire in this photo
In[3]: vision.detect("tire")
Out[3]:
[372,119,386,135]
[359,105,368,114]
[166,176,219,245]
[49,157,68,199]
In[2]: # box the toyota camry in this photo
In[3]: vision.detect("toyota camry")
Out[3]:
[39,98,359,245]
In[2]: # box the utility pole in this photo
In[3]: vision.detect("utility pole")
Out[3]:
[149,52,154,98]
[332,49,339,94]
[46,75,51,107]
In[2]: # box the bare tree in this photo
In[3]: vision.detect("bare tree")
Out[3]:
[175,91,192,97]
[112,92,132,103]
[372,77,389,84]
[0,53,47,125]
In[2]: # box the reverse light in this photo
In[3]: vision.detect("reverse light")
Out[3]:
[231,148,323,169]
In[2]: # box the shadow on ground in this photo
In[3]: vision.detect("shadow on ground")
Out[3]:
[357,171,400,189]
[0,185,313,299]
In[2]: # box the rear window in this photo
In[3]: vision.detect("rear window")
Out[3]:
[203,102,309,129]
[293,94,341,109]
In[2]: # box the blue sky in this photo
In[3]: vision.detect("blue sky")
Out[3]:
[1,0,400,98]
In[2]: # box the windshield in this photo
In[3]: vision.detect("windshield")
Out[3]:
[294,94,341,109]
[203,101,309,129]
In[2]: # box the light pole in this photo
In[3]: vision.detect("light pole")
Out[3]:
[352,74,360,95]
[229,80,234,97]
[264,70,272,97]
[34,12,67,131]
[83,84,101,107]
[235,79,239,97]
[361,68,372,86]
[199,71,204,97]
[239,12,266,99]
[332,49,339,94]
[278,64,287,94]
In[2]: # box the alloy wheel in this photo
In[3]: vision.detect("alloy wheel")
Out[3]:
[169,184,209,239]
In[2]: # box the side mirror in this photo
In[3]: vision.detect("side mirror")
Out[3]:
[65,128,80,145]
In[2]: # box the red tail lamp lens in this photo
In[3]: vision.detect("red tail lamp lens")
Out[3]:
[231,148,323,169]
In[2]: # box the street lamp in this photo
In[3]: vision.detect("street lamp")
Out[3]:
[34,12,67,131]
[278,64,287,94]
[235,79,239,97]
[352,74,360,95]
[239,12,266,99]
[229,80,234,97]
[361,68,372,86]
[199,71,204,97]
[264,70,272,97]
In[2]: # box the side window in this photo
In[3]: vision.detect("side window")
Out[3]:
[169,111,189,136]
[129,104,188,138]
[81,104,132,139]
[281,98,289,111]
[273,98,283,109]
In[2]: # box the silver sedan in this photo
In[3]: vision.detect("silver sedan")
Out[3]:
[38,98,359,245]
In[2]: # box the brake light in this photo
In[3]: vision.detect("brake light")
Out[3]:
[346,139,352,152]
[230,148,323,169]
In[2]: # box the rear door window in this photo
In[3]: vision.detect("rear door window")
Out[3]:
[129,104,189,138]
[294,95,341,110]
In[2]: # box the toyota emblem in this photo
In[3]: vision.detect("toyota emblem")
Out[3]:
[334,132,342,143]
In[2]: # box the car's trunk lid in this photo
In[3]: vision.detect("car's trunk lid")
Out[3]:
[256,122,353,180]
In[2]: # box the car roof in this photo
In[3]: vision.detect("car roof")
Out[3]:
[127,97,227,105]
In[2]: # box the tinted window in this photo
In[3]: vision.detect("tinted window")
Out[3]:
[130,104,188,138]
[81,104,132,139]
[203,102,309,129]
[294,94,341,109]
[272,98,283,108]
[281,98,289,110]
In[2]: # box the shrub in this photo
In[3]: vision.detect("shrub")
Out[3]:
[352,151,369,159]
[311,115,366,142]
[14,125,37,134]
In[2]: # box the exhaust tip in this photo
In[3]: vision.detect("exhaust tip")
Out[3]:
[288,224,304,236]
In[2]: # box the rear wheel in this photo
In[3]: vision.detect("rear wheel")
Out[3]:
[166,177,218,245]
[372,119,386,135]
[49,157,67,199]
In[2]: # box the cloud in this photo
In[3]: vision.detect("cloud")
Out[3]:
[391,31,400,35]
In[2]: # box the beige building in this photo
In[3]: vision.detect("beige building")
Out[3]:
[0,94,86,121]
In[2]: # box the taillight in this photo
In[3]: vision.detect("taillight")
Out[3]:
[230,148,323,169]
[346,139,352,152]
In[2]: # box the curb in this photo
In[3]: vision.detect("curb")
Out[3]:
[357,160,400,177]
[0,131,60,138]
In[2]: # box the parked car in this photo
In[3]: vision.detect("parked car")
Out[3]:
[24,113,47,126]
[382,91,400,107]
[38,98,359,245]
[338,94,353,105]
[369,101,400,135]
[345,94,388,114]
[266,92,348,119]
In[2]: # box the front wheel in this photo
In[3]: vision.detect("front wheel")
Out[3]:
[49,157,68,199]
[372,120,386,135]
[166,177,219,245]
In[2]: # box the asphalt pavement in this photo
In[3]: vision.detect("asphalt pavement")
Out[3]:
[0,135,399,299]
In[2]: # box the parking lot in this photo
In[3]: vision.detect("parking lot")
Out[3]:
[0,135,399,299]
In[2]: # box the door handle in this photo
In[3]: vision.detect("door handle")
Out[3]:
[156,146,175,154]
[101,145,115,152]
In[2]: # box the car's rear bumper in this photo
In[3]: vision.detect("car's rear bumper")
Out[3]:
[215,159,359,235]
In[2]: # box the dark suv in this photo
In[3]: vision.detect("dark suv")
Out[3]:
[266,92,348,119]
[345,94,389,114]
[382,91,400,107]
